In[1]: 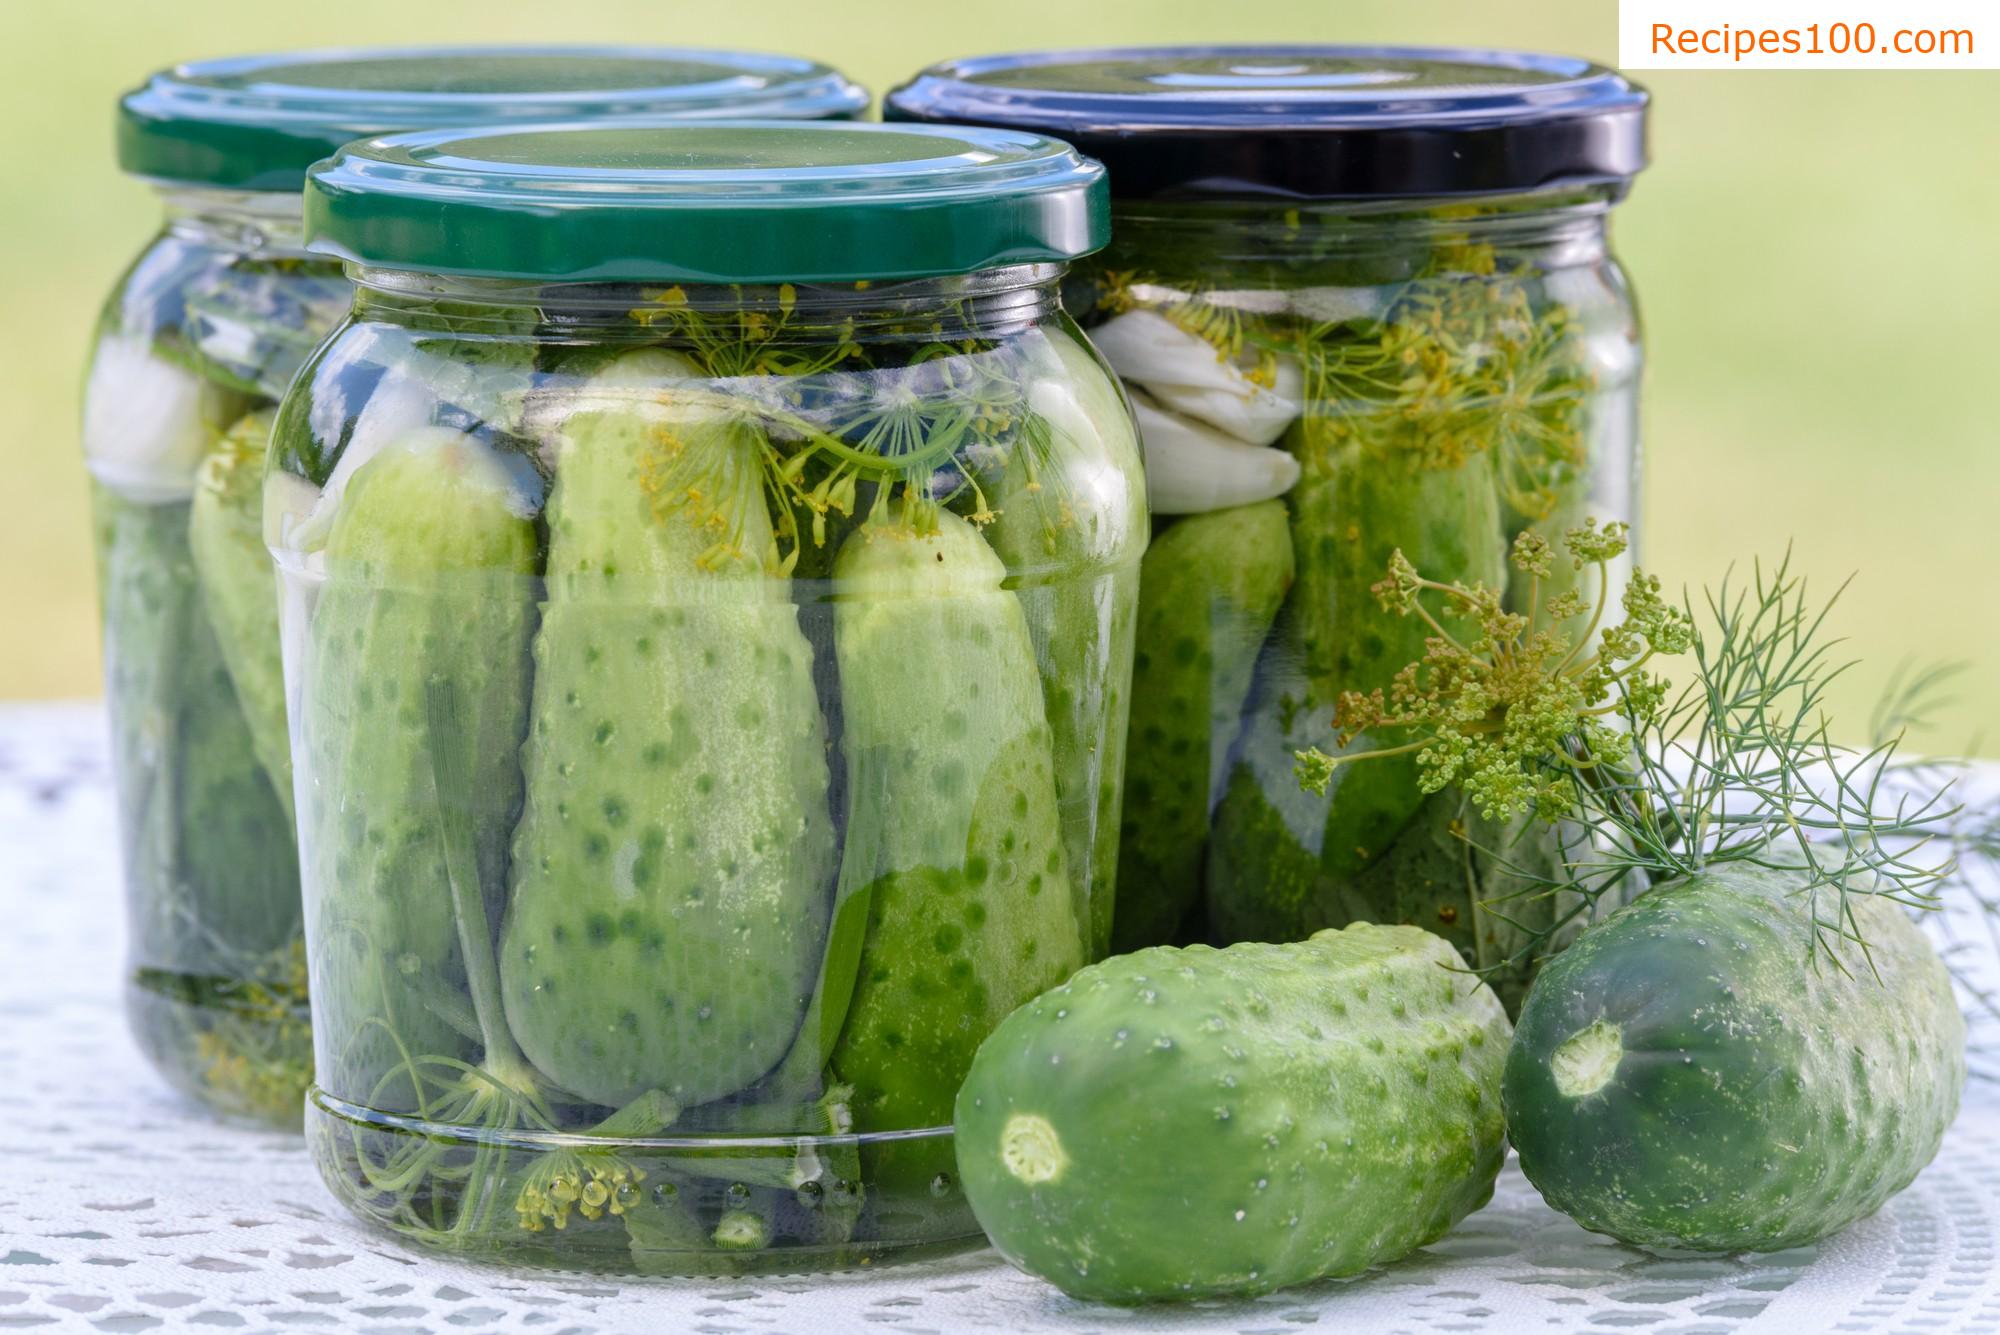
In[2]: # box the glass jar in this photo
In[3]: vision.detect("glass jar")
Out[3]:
[890,48,1647,1004]
[273,121,1142,1272]
[88,48,869,1128]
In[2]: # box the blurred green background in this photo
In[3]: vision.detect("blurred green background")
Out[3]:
[2,1,1993,751]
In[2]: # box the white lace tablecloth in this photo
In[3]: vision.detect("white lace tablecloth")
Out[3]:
[3,701,1997,1335]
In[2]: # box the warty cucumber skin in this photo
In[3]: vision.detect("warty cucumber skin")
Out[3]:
[1114,500,1293,951]
[500,372,836,1110]
[298,431,538,1110]
[955,923,1511,1303]
[829,510,1086,1201]
[1505,866,1966,1252]
[189,407,293,820]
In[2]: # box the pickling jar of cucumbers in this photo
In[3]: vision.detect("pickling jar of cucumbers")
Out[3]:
[88,48,867,1128]
[890,47,1648,1000]
[272,120,1142,1272]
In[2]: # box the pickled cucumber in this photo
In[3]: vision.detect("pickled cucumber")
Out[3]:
[1207,428,1506,939]
[986,331,1146,957]
[91,281,307,1123]
[299,429,539,1109]
[1113,501,1292,951]
[1289,430,1505,820]
[189,408,292,816]
[828,508,1085,1197]
[500,356,837,1109]
[97,487,300,976]
[955,923,1511,1302]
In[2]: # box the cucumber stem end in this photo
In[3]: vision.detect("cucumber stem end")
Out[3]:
[1000,1112,1070,1186]
[1550,1020,1624,1098]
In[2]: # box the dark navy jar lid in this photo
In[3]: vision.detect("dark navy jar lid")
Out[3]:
[886,46,1648,201]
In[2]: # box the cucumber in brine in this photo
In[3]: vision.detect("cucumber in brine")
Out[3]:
[985,330,1146,958]
[189,407,292,816]
[297,428,539,1109]
[1207,424,1506,941]
[500,353,837,1110]
[1290,428,1507,875]
[96,486,300,978]
[1113,500,1292,950]
[828,506,1085,1203]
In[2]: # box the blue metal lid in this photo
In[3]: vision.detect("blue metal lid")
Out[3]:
[119,46,870,192]
[886,46,1648,201]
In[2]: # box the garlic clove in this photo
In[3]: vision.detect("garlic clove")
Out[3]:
[82,335,241,503]
[1090,309,1303,446]
[1131,390,1301,515]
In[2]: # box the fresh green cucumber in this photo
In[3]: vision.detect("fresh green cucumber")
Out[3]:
[500,356,836,1109]
[189,408,292,818]
[828,508,1085,1199]
[1113,500,1292,950]
[986,329,1147,958]
[954,923,1511,1302]
[1505,865,1966,1252]
[299,429,539,1110]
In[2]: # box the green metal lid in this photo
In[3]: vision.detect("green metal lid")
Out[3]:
[303,120,1109,283]
[118,47,870,191]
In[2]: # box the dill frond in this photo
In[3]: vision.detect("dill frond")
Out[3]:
[1870,662,2000,1076]
[1299,532,1974,975]
[621,289,1055,563]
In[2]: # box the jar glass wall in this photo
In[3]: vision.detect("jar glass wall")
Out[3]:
[1071,194,1640,998]
[87,48,869,1128]
[274,121,1139,1272]
[888,47,1649,1000]
[88,189,344,1124]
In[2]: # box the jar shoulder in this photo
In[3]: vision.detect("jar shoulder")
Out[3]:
[270,301,1146,574]
[92,226,350,405]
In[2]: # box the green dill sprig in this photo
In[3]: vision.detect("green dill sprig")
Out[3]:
[1947,802,2000,1078]
[1297,526,1967,970]
[622,287,1055,563]
[1868,662,2000,1075]
[1296,520,1690,822]
[1604,554,1958,961]
[631,283,863,378]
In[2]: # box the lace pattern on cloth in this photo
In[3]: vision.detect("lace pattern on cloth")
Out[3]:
[2,703,1996,1333]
